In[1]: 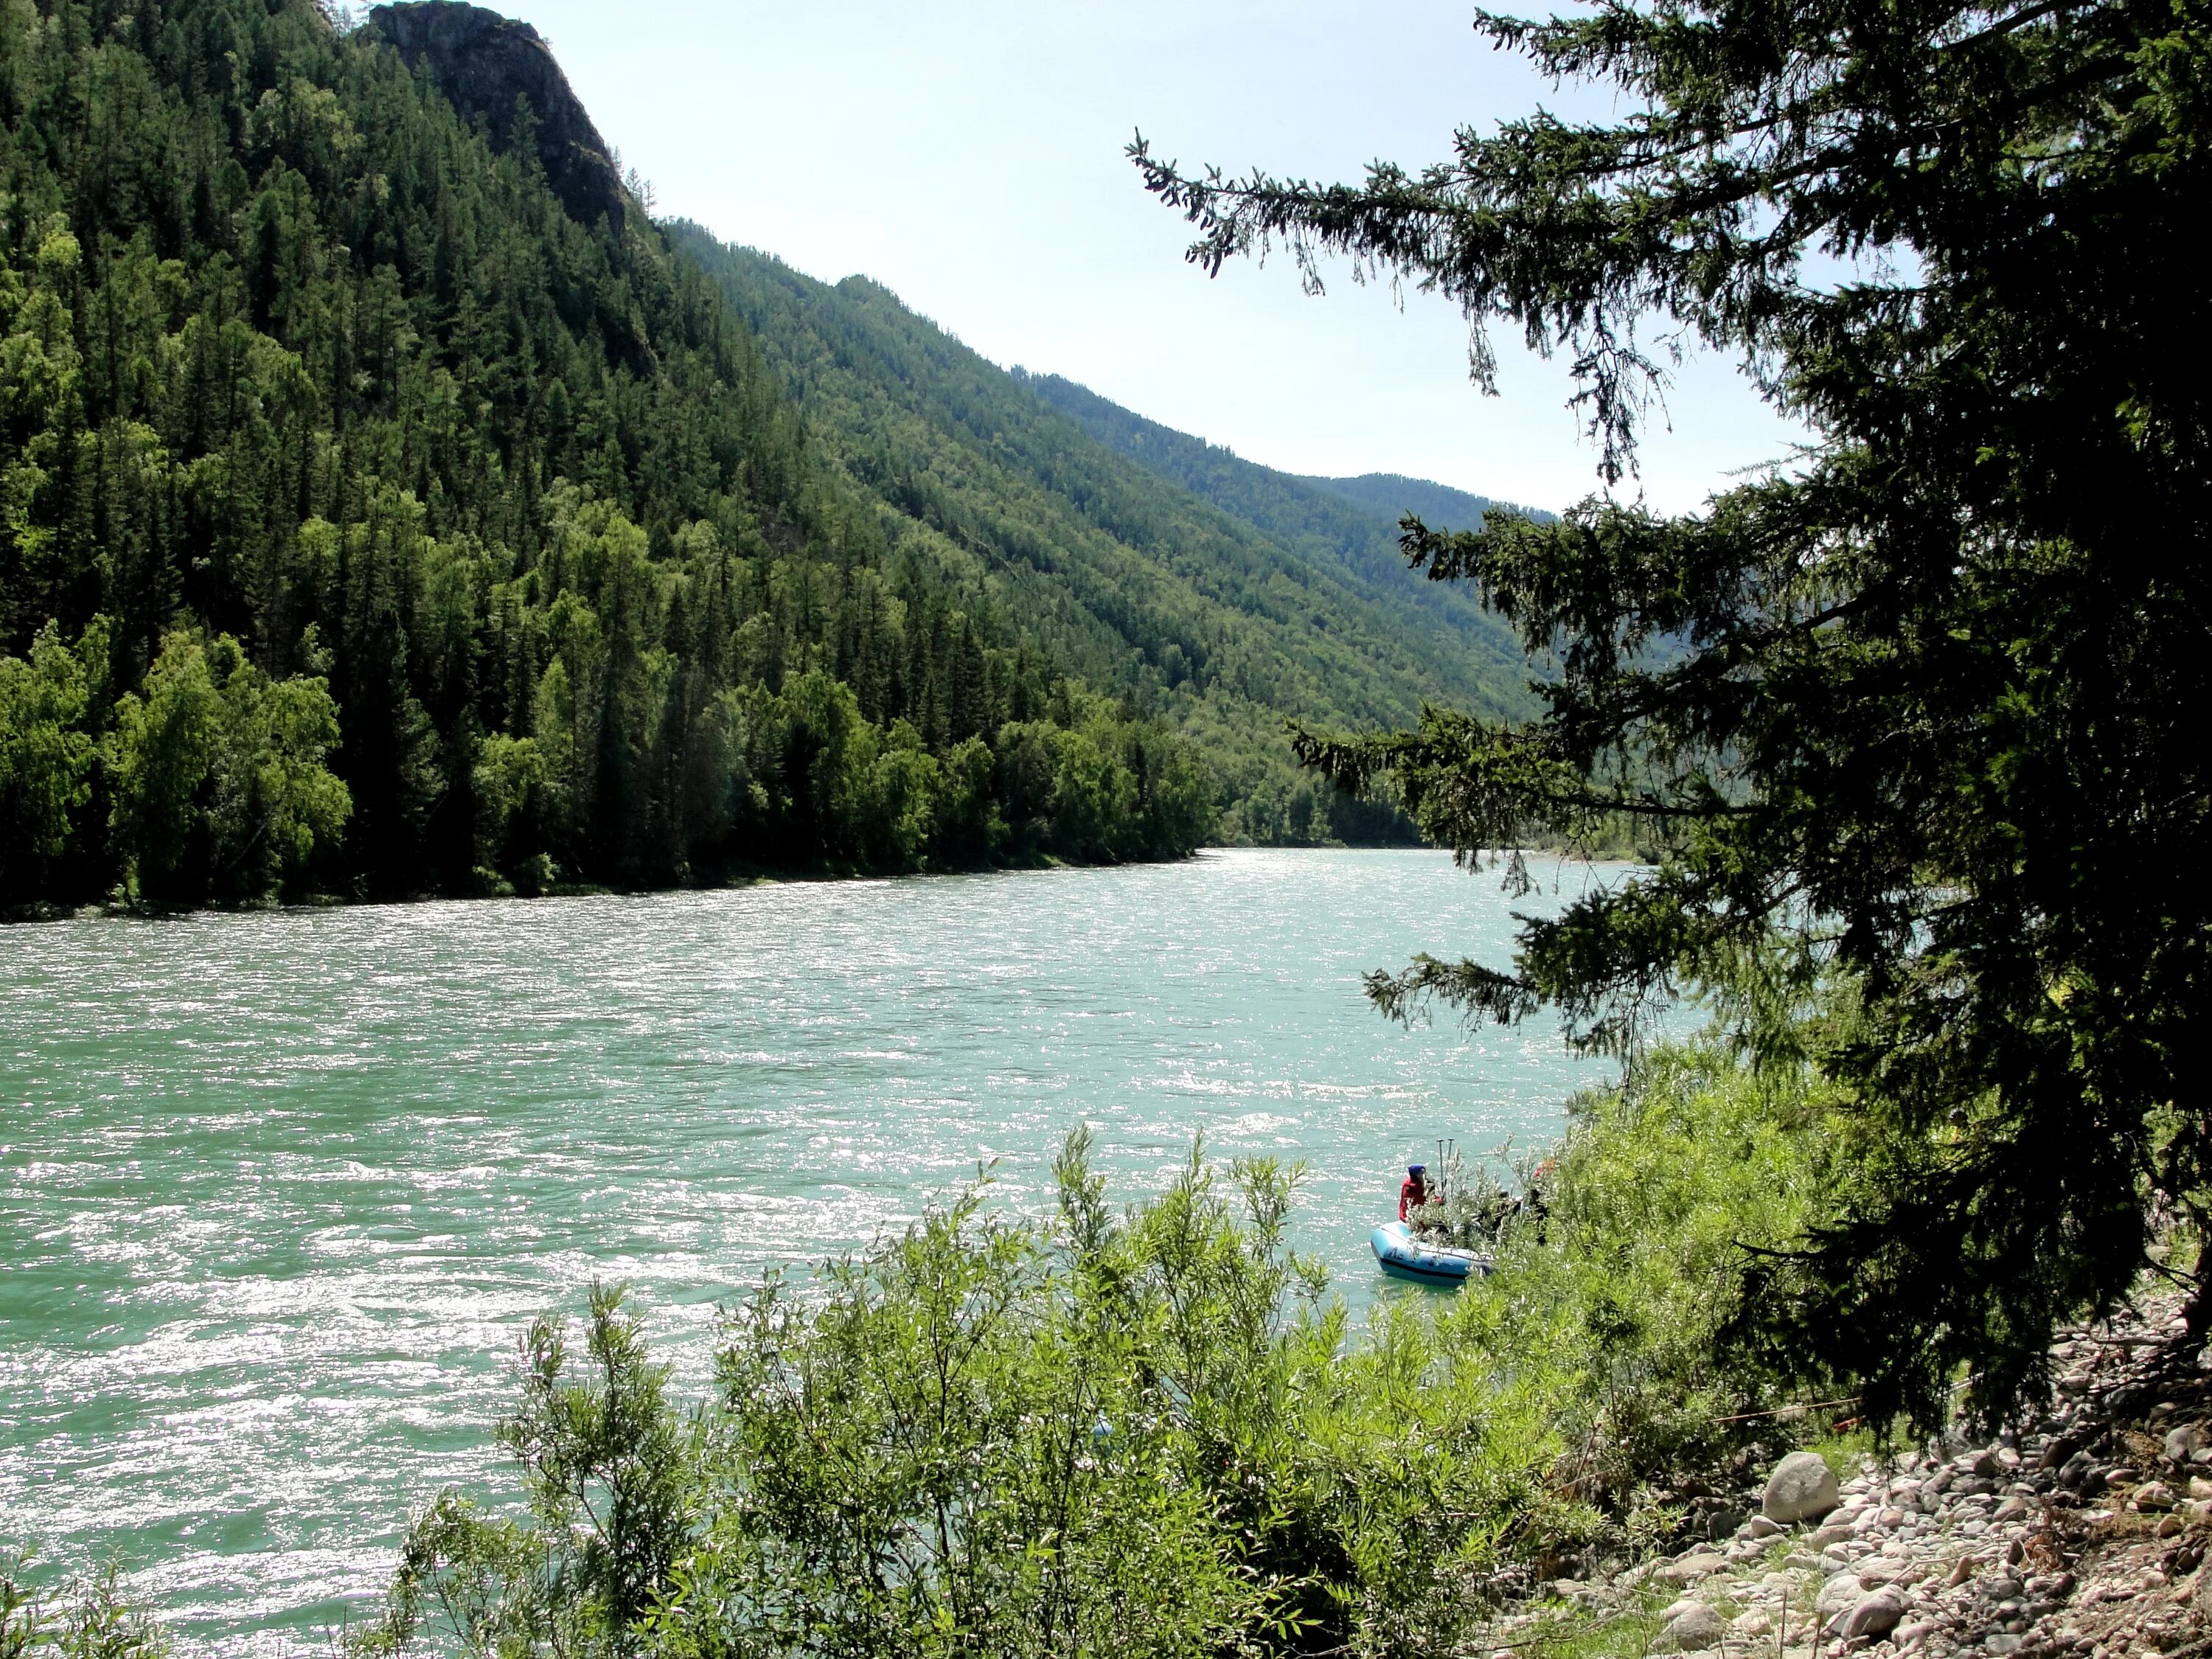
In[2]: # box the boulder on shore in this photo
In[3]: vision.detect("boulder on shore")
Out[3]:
[1818,1573,1868,1615]
[1656,1603,1730,1652]
[1654,1551,1729,1586]
[1834,1588,1908,1641]
[1764,1450,1843,1523]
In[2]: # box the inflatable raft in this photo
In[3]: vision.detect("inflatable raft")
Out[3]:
[1371,1220,1489,1284]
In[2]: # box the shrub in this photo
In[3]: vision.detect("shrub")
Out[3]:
[355,1040,1845,1657]
[1452,1041,1846,1509]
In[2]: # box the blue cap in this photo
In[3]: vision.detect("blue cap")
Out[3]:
[1408,1164,1427,1173]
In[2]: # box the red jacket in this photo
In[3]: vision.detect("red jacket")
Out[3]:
[1399,1176,1428,1221]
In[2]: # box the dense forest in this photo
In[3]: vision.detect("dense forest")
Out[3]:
[0,0,1230,910]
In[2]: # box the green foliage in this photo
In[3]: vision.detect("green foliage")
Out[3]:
[358,1132,1652,1659]
[1,1557,169,1659]
[1456,1042,1843,1497]
[0,0,1211,908]
[355,1068,1858,1655]
[349,1284,692,1659]
[0,617,100,891]
[1141,0,2212,1424]
[102,627,349,903]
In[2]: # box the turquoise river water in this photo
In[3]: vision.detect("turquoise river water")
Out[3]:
[1,848,1630,1652]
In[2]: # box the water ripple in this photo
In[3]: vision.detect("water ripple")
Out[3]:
[1,849,1624,1652]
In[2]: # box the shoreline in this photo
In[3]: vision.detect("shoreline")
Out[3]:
[3,840,1587,927]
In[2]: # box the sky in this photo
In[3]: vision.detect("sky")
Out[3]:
[468,0,1804,517]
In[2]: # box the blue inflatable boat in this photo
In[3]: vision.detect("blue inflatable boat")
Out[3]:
[1371,1220,1489,1284]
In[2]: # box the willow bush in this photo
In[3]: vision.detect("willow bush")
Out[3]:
[1,1558,170,1659]
[1455,1043,1847,1506]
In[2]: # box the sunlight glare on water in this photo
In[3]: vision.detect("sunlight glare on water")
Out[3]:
[0,849,1628,1652]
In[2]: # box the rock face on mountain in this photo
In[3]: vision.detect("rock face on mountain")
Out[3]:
[366,3,626,234]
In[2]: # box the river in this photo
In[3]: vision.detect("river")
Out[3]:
[0,848,1627,1652]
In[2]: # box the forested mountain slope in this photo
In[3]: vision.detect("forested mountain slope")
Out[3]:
[667,230,1543,846]
[1015,370,1549,669]
[0,0,1215,909]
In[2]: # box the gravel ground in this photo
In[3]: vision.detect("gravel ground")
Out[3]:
[1481,1290,2212,1659]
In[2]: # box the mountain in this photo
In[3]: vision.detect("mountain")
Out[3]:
[667,234,1543,844]
[1009,371,1548,686]
[0,0,1227,908]
[0,0,1544,914]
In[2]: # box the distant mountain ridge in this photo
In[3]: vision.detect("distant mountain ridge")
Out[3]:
[1301,472,1557,534]
[1012,371,1548,691]
[668,235,1544,842]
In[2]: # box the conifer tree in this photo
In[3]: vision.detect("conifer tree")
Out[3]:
[1138,0,2212,1422]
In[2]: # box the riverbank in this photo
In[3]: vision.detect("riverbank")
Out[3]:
[1484,1287,2212,1659]
[4,843,1621,929]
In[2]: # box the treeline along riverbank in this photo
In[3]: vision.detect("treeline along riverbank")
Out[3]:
[0,0,1263,913]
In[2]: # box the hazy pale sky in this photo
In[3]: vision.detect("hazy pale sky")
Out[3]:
[468,0,1801,516]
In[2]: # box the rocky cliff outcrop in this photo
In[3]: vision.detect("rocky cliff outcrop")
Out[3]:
[366,3,627,234]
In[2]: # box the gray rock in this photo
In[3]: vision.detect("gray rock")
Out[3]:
[2166,1423,2207,1464]
[1654,1551,1730,1586]
[1819,1573,1868,1613]
[1766,1450,1844,1523]
[366,4,630,239]
[1835,1588,1909,1641]
[1745,1515,1784,1539]
[1658,1603,1731,1652]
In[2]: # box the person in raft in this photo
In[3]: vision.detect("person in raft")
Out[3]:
[1399,1164,1430,1222]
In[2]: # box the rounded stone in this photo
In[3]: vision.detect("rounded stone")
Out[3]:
[1766,1450,1844,1523]
[1658,1603,1730,1652]
[1655,1551,1731,1586]
[1837,1588,1909,1641]
[1818,1572,1868,1613]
